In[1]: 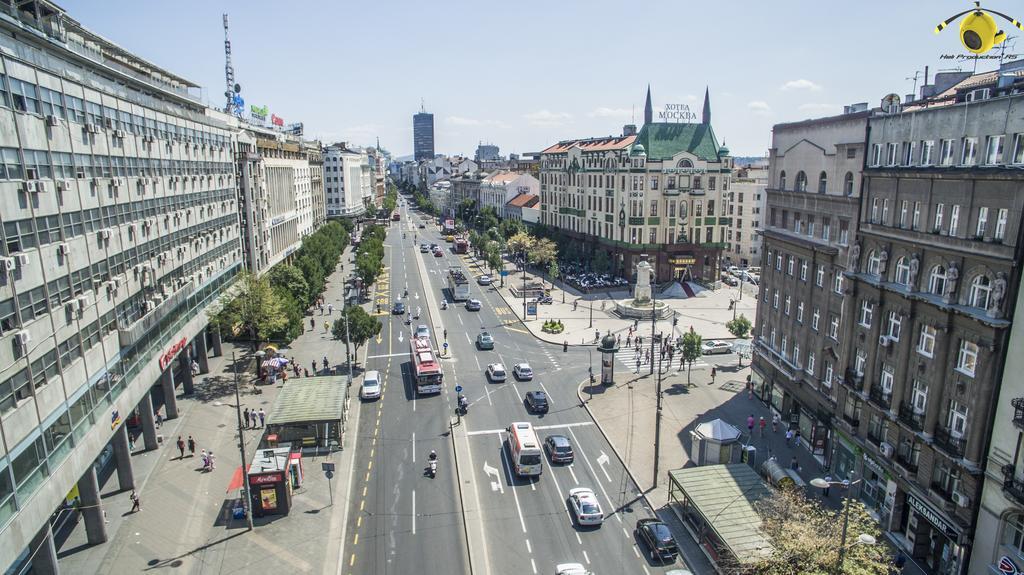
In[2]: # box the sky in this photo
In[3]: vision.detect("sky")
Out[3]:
[60,0,1016,158]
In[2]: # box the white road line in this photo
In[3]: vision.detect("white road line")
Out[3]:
[498,434,528,534]
[622,526,630,539]
[567,426,622,524]
[474,355,481,371]
[458,315,464,326]
[412,432,416,463]
[465,332,472,344]
[530,558,537,575]
[567,464,579,485]
[538,380,555,406]
[545,446,574,525]
[632,547,640,558]
[366,352,408,359]
[525,539,532,553]
[583,550,590,564]
[467,421,594,436]
[575,532,582,545]
[412,489,416,535]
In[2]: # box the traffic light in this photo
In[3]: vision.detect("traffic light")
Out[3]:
[673,317,678,327]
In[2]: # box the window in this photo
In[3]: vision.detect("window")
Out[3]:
[854,349,866,376]
[800,260,808,281]
[933,203,944,232]
[792,344,800,366]
[929,265,947,296]
[822,217,831,240]
[829,315,840,340]
[871,198,880,222]
[921,140,935,165]
[844,172,854,195]
[918,325,936,357]
[880,366,894,394]
[969,275,991,309]
[976,206,988,237]
[886,142,899,165]
[650,200,658,217]
[833,272,844,294]
[823,361,833,387]
[770,328,776,348]
[904,141,916,165]
[899,201,908,228]
[795,171,807,191]
[796,301,804,322]
[1002,514,1024,556]
[985,135,1004,164]
[956,340,978,376]
[961,137,978,165]
[8,78,39,114]
[817,171,827,194]
[939,138,955,165]
[894,257,911,287]
[784,296,791,315]
[882,199,890,224]
[887,311,901,340]
[39,87,64,119]
[995,208,1008,240]
[912,201,921,230]
[811,308,820,331]
[806,352,815,375]
[816,266,824,287]
[948,204,960,236]
[839,220,849,244]
[1014,134,1024,164]
[781,335,788,358]
[859,300,873,327]
[779,171,786,190]
[867,251,881,276]
[870,144,881,166]
[776,253,783,270]
[772,289,779,309]
[947,401,968,438]
[912,380,928,414]
[787,256,794,276]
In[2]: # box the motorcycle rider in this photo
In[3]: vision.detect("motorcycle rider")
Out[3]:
[458,394,468,413]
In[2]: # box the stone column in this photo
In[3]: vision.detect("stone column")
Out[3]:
[111,424,134,491]
[211,329,223,357]
[138,393,158,451]
[161,369,178,420]
[29,522,58,575]
[195,335,210,374]
[178,353,194,396]
[77,466,107,544]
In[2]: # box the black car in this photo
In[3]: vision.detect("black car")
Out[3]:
[392,301,406,315]
[635,518,679,562]
[544,435,574,463]
[524,391,549,413]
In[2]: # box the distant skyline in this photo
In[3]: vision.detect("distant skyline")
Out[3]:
[61,0,1013,157]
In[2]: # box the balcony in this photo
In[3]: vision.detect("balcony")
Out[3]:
[1002,465,1024,505]
[930,480,956,503]
[841,412,861,428]
[868,385,892,410]
[1013,398,1024,431]
[866,430,883,446]
[896,451,919,473]
[844,368,864,388]
[932,427,966,458]
[898,402,925,432]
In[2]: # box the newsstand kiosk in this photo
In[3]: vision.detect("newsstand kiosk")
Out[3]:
[248,446,294,517]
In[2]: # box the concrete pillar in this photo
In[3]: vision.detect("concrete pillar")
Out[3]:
[161,369,178,420]
[29,522,58,575]
[138,393,158,451]
[179,353,194,396]
[77,465,107,544]
[195,335,210,374]
[211,329,223,357]
[111,424,134,491]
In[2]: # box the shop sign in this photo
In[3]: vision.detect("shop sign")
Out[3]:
[907,493,959,539]
[662,167,707,175]
[862,452,885,477]
[249,473,282,485]
[998,556,1020,575]
[250,104,268,121]
[159,337,188,369]
[271,114,284,127]
[669,256,696,265]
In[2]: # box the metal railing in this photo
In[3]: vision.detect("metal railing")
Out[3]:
[868,384,892,409]
[896,451,919,473]
[1002,465,1024,505]
[898,402,925,432]
[1013,398,1024,430]
[933,427,966,458]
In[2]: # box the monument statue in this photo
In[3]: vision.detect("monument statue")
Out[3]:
[848,243,861,272]
[879,250,889,274]
[990,272,1008,317]
[945,262,959,299]
[908,254,920,286]
[633,260,653,304]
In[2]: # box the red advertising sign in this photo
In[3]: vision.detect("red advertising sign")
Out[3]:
[249,473,282,485]
[271,114,284,126]
[159,337,188,369]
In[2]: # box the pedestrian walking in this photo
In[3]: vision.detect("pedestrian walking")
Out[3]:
[176,436,185,459]
[635,357,641,374]
[327,303,333,315]
[790,456,800,472]
[785,428,794,446]
[616,334,621,345]
[258,408,266,427]
[324,320,331,333]
[759,417,766,437]
[208,451,216,471]
[129,489,141,513]
[746,414,755,435]
[243,408,251,428]
[443,329,448,341]
[772,413,780,432]
[201,449,209,471]
[626,335,631,347]
[155,409,163,429]
[794,429,802,447]
[310,318,315,331]
[128,434,136,452]
[311,361,317,374]
[187,435,196,456]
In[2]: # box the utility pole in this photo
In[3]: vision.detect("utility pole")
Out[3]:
[344,309,352,382]
[588,296,593,329]
[653,344,664,488]
[231,352,254,531]
[650,265,657,376]
[522,253,528,320]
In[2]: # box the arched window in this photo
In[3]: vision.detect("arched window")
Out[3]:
[605,158,615,170]
[1002,514,1024,555]
[818,171,828,194]
[844,172,854,195]
[894,257,911,286]
[677,158,693,168]
[929,265,948,295]
[866,250,881,276]
[795,171,808,192]
[969,275,992,309]
[779,170,787,190]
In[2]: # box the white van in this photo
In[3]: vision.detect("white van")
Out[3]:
[361,370,381,400]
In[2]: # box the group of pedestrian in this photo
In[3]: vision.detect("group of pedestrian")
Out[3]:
[201,449,216,472]
[243,407,266,429]
[316,299,334,315]
[175,435,198,459]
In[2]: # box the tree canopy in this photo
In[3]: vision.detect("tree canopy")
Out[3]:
[333,305,382,363]
[726,314,753,339]
[680,327,703,386]
[209,270,288,348]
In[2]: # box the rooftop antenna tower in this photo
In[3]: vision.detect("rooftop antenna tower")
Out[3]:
[223,14,242,116]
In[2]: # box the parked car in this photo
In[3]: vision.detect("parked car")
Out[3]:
[721,275,740,287]
[476,331,495,350]
[392,301,406,315]
[513,362,533,380]
[567,488,603,526]
[702,340,733,355]
[636,518,679,562]
[465,299,482,311]
[415,324,430,339]
[486,363,507,382]
[360,370,382,400]
[544,435,574,463]
[477,275,492,286]
[525,391,549,413]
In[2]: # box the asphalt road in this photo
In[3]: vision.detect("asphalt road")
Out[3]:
[343,201,690,575]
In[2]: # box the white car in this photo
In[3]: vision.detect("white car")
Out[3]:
[360,371,382,399]
[702,340,733,355]
[486,363,507,382]
[477,275,492,286]
[415,324,430,339]
[555,564,592,575]
[513,363,533,380]
[568,488,604,526]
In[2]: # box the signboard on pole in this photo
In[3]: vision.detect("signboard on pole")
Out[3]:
[527,301,538,316]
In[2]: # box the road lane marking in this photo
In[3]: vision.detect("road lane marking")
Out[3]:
[504,326,528,334]
[498,434,528,534]
[583,550,590,564]
[353,533,359,545]
[568,464,579,485]
[596,452,612,483]
[467,421,594,436]
[575,532,582,545]
[356,516,362,528]
[412,490,416,535]
[632,547,640,558]
[458,315,464,325]
[465,333,472,344]
[530,558,537,575]
[362,486,367,497]
[538,380,555,406]
[359,500,365,511]
[525,539,531,553]
[366,352,407,359]
[349,554,355,567]
[567,426,622,523]
[483,461,503,493]
[412,432,416,462]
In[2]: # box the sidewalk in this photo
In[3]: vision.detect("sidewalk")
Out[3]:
[56,247,362,573]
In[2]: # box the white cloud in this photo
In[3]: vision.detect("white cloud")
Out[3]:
[524,109,572,127]
[780,79,822,91]
[588,107,633,119]
[798,103,841,115]
[444,116,510,129]
[747,101,771,115]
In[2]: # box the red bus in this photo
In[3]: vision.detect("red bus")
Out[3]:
[410,336,442,395]
[391,211,401,221]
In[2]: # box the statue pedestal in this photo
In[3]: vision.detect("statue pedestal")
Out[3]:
[634,285,651,304]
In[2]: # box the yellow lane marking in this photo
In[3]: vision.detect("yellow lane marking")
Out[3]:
[360,500,365,511]
[353,533,359,545]
[370,448,375,458]
[357,516,362,528]
[368,460,373,470]
[504,326,529,334]
[365,471,370,482]
[349,554,355,567]
[362,486,367,497]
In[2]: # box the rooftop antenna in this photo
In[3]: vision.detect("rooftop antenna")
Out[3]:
[906,69,924,97]
[222,14,241,116]
[420,98,426,113]
[999,36,1017,65]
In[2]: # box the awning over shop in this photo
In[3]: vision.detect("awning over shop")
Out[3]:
[266,376,346,426]
[262,357,289,369]
[668,464,774,565]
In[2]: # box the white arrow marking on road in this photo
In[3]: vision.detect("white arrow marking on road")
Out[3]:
[398,332,404,343]
[414,293,420,300]
[596,451,613,483]
[483,461,503,493]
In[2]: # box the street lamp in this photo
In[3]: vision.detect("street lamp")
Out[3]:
[231,352,254,531]
[809,474,876,574]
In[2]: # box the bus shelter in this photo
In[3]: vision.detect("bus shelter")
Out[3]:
[265,376,346,450]
[667,464,774,572]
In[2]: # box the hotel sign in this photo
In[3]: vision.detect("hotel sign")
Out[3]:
[658,103,697,123]
[662,167,707,175]
[669,256,695,265]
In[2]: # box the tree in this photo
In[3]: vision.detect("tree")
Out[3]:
[549,261,563,302]
[267,264,310,307]
[475,206,499,233]
[209,270,287,349]
[507,231,535,261]
[680,327,703,386]
[592,249,611,274]
[355,251,383,297]
[530,238,558,287]
[726,314,752,339]
[485,245,504,286]
[270,286,304,342]
[333,305,382,366]
[741,489,894,575]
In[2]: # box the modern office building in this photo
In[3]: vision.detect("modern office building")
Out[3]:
[0,3,242,572]
[323,143,371,219]
[539,88,731,283]
[413,105,434,162]
[726,166,767,266]
[474,143,499,163]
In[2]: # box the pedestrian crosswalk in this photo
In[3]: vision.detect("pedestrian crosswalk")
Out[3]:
[615,351,708,372]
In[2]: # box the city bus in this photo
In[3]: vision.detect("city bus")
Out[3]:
[391,211,401,221]
[506,422,544,476]
[410,336,443,395]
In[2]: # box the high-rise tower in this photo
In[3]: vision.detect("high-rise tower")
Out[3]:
[413,101,435,161]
